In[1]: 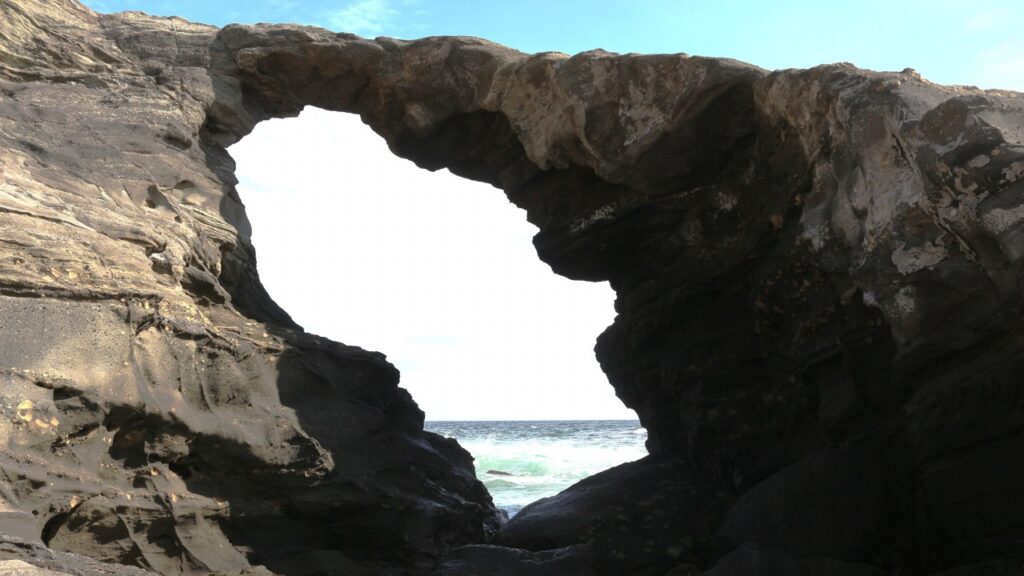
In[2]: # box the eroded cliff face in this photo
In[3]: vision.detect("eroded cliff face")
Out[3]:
[2,1,1024,575]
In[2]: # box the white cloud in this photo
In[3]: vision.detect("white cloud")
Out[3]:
[327,0,399,36]
[230,107,635,421]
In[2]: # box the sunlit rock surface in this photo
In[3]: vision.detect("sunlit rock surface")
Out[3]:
[2,0,1024,574]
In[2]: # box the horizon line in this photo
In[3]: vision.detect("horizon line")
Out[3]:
[425,418,642,422]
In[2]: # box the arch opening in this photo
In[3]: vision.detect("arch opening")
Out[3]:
[227,106,647,515]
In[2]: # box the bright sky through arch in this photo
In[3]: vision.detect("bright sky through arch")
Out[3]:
[228,108,629,421]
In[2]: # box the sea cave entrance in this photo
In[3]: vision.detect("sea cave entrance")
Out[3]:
[228,107,646,516]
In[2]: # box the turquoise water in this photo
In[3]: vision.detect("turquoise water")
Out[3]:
[426,420,648,517]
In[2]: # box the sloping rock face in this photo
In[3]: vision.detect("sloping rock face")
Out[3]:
[2,1,1024,575]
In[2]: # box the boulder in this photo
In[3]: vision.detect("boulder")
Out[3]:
[718,447,886,561]
[498,457,727,576]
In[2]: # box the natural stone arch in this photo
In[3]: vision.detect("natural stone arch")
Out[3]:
[204,26,772,452]
[130,23,1024,574]
[4,2,1024,574]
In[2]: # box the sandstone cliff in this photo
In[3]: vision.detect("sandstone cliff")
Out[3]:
[2,1,1023,575]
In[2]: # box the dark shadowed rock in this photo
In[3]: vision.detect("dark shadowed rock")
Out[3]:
[497,457,727,575]
[717,447,886,561]
[927,555,1024,575]
[703,545,889,576]
[2,1,1024,575]
[436,544,594,576]
[663,564,702,576]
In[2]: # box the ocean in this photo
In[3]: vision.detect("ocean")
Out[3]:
[425,420,648,517]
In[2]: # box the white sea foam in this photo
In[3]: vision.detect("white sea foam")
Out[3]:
[426,420,648,515]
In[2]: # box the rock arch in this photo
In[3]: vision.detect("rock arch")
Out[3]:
[2,1,1024,574]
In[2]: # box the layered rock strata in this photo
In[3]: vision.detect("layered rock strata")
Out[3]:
[2,1,1023,575]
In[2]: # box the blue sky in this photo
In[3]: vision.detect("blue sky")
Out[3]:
[82,0,1024,91]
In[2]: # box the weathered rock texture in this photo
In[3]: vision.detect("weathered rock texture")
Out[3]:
[0,535,159,576]
[2,1,1024,575]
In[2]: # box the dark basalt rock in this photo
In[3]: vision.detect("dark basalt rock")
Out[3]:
[703,545,891,576]
[438,544,594,576]
[496,457,726,575]
[2,1,1024,575]
[717,447,886,562]
[927,556,1024,576]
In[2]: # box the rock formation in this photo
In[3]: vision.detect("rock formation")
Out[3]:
[1,1,1023,575]
[0,2,499,574]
